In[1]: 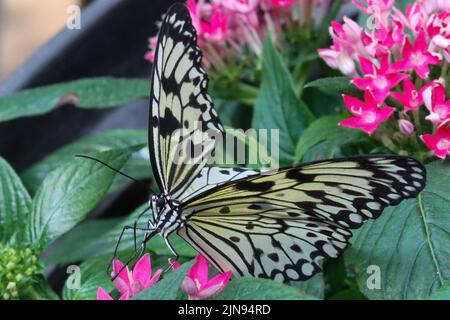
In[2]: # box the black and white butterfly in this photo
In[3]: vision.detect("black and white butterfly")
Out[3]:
[119,3,426,282]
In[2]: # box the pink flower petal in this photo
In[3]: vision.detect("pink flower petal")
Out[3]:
[97,287,113,300]
[203,271,232,290]
[168,258,181,270]
[181,276,200,299]
[112,259,132,295]
[133,254,152,289]
[198,282,227,299]
[376,106,395,122]
[188,255,209,285]
[148,268,163,287]
[119,292,130,300]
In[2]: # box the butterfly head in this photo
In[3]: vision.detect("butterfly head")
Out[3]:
[150,193,184,237]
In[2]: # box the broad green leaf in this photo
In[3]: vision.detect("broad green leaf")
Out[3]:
[428,281,450,300]
[28,146,142,248]
[294,115,368,163]
[21,129,148,194]
[346,161,450,299]
[252,38,315,165]
[23,276,60,300]
[0,77,149,122]
[0,157,32,244]
[291,273,324,299]
[213,278,317,300]
[133,260,194,300]
[43,204,196,266]
[304,77,358,96]
[217,127,276,170]
[63,258,114,300]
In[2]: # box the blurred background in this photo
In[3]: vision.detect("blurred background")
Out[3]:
[0,0,85,82]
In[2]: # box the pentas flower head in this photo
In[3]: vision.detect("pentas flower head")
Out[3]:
[352,53,407,103]
[391,78,424,111]
[423,81,450,124]
[421,124,450,159]
[392,31,441,79]
[188,0,230,43]
[340,90,395,134]
[181,254,232,300]
[97,254,163,300]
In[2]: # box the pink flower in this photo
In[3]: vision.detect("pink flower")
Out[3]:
[188,0,230,43]
[144,37,158,62]
[423,81,450,124]
[169,258,181,270]
[97,287,129,301]
[392,31,441,79]
[421,124,450,159]
[318,48,357,76]
[352,53,407,103]
[427,11,450,50]
[97,253,163,300]
[181,255,232,300]
[340,90,395,134]
[391,78,424,111]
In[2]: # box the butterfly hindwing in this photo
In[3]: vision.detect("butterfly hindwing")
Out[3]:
[149,3,224,197]
[177,156,426,281]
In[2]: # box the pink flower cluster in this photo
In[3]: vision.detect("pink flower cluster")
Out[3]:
[97,253,231,300]
[146,0,338,73]
[319,0,450,159]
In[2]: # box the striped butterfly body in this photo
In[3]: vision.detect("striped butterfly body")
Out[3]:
[139,3,426,282]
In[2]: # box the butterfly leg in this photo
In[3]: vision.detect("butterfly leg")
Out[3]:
[162,237,180,273]
[108,224,154,279]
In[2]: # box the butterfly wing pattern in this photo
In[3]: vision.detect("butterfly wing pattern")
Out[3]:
[149,3,224,198]
[177,156,426,281]
[146,3,427,283]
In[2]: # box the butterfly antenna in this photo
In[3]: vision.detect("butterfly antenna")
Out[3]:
[75,154,149,191]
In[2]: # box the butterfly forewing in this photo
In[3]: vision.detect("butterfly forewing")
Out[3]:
[149,3,224,197]
[177,156,426,281]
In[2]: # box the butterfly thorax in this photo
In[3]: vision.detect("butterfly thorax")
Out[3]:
[150,194,185,237]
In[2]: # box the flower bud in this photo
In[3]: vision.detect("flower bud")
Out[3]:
[399,119,415,135]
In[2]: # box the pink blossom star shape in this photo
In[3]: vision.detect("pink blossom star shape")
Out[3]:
[181,254,232,300]
[97,253,163,300]
[390,78,424,111]
[422,81,450,124]
[421,124,450,159]
[392,31,441,79]
[340,90,394,134]
[352,53,407,104]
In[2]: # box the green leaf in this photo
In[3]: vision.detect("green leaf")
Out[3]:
[28,146,142,249]
[0,157,32,244]
[346,161,450,299]
[0,77,149,122]
[43,204,196,266]
[133,260,194,300]
[290,273,324,299]
[304,77,358,96]
[252,38,315,165]
[21,129,148,194]
[294,115,367,163]
[63,258,114,300]
[213,278,317,300]
[428,281,450,300]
